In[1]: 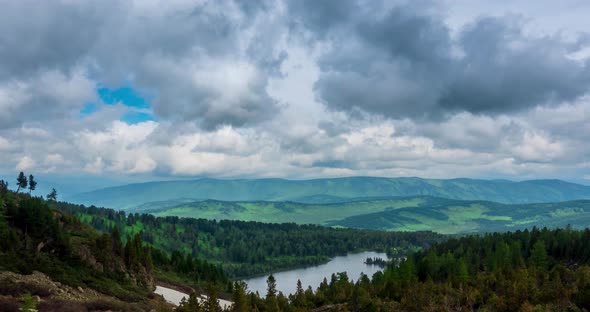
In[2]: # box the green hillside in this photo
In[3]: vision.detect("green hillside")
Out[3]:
[148,197,590,235]
[66,177,590,210]
[0,186,227,310]
[327,199,590,234]
[145,197,426,225]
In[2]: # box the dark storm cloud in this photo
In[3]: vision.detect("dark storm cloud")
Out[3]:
[293,1,590,119]
[0,1,107,80]
[440,16,590,114]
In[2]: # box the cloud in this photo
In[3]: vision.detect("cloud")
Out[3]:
[0,67,96,128]
[0,0,589,183]
[16,156,35,171]
[142,56,278,129]
[0,0,284,129]
[0,1,107,81]
[440,16,590,114]
[295,1,590,120]
[91,0,285,129]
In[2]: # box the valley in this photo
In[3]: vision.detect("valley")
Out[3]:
[136,196,590,234]
[4,177,590,310]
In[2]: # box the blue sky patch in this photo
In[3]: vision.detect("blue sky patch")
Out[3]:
[98,86,150,109]
[79,102,99,118]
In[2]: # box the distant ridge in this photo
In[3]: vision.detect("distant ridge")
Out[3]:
[66,177,590,210]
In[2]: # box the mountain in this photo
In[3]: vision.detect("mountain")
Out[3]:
[67,177,590,210]
[144,196,590,235]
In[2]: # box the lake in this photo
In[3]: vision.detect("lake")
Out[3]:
[243,251,387,297]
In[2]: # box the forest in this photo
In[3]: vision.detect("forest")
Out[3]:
[55,201,443,277]
[0,183,227,310]
[176,226,590,311]
[3,175,590,311]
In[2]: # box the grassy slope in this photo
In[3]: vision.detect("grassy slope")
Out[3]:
[149,197,590,235]
[327,199,590,234]
[149,197,425,225]
[66,177,590,210]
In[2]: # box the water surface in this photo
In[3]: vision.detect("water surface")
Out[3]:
[243,251,387,297]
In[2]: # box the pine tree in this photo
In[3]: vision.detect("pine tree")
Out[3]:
[456,258,469,284]
[177,292,203,312]
[16,172,27,193]
[124,235,136,268]
[47,188,57,201]
[232,281,249,312]
[265,274,280,312]
[28,175,37,194]
[530,240,549,270]
[293,279,305,307]
[0,180,8,194]
[144,246,154,273]
[111,226,123,256]
[205,290,222,312]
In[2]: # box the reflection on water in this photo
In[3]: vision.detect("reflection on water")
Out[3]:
[243,251,387,297]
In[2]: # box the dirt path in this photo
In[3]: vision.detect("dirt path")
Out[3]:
[154,285,232,309]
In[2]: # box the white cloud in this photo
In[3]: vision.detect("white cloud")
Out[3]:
[16,156,35,171]
[511,131,564,163]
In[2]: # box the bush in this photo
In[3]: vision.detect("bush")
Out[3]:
[20,292,37,312]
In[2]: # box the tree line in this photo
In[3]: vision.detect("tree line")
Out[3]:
[0,171,56,199]
[54,201,444,278]
[172,226,590,311]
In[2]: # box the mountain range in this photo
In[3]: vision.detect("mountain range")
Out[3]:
[67,177,590,210]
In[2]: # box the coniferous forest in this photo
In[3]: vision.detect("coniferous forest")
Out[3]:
[173,226,590,311]
[55,201,442,278]
[0,181,227,310]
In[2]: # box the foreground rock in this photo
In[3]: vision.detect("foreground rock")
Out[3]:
[0,271,159,311]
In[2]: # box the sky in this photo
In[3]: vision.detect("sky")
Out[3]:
[1,0,589,190]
